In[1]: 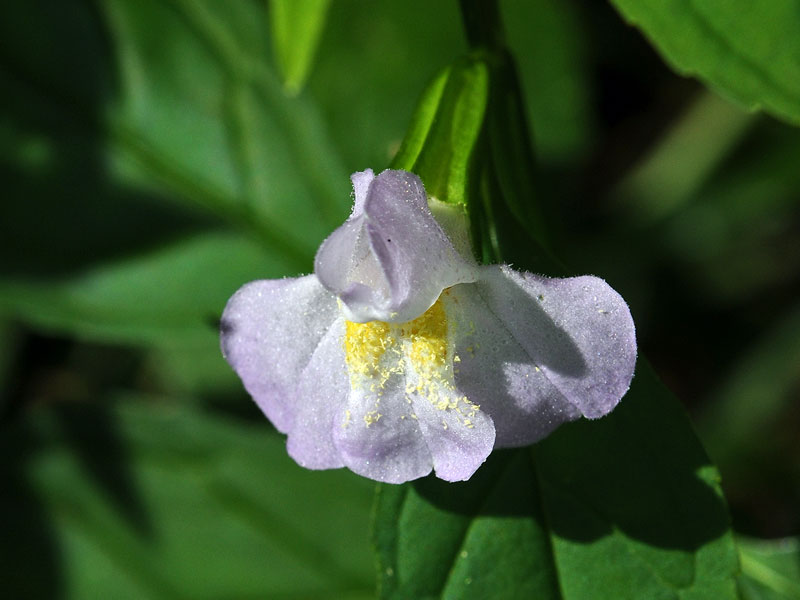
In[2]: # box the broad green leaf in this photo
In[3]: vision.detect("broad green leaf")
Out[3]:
[534,361,738,600]
[0,232,287,345]
[607,0,800,126]
[270,0,332,95]
[374,451,560,600]
[738,537,800,600]
[374,361,739,599]
[0,397,376,599]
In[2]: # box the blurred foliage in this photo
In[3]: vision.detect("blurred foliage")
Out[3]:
[738,536,800,600]
[1,0,799,597]
[270,0,332,95]
[0,396,375,599]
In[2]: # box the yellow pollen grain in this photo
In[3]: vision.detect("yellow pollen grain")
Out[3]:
[405,299,448,371]
[344,319,391,376]
[364,410,382,427]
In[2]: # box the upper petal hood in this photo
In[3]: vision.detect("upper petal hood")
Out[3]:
[314,169,478,323]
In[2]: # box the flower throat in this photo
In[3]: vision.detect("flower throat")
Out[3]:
[343,297,448,381]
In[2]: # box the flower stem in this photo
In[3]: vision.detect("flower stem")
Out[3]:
[458,0,559,273]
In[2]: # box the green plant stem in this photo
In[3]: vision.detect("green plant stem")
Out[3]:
[458,0,504,51]
[458,0,554,267]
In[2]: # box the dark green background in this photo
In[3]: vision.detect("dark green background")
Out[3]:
[1,1,798,598]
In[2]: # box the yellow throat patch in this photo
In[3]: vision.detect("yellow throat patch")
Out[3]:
[342,294,479,428]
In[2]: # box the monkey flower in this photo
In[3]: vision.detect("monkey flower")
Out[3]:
[221,169,636,484]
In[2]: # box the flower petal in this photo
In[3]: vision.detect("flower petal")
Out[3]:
[411,388,496,482]
[333,372,433,484]
[220,275,338,433]
[446,284,581,447]
[350,168,374,216]
[315,169,478,323]
[460,265,635,435]
[287,317,348,470]
[485,266,636,418]
[447,265,636,446]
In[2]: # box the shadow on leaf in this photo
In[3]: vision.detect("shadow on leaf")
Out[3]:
[411,360,730,552]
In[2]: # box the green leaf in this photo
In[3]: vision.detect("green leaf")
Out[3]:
[0,232,287,345]
[1,0,358,348]
[102,0,349,246]
[0,396,376,599]
[270,0,332,95]
[374,451,560,600]
[738,536,800,600]
[374,361,739,599]
[607,0,800,126]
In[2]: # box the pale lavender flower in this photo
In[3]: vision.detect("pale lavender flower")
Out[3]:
[221,169,636,483]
